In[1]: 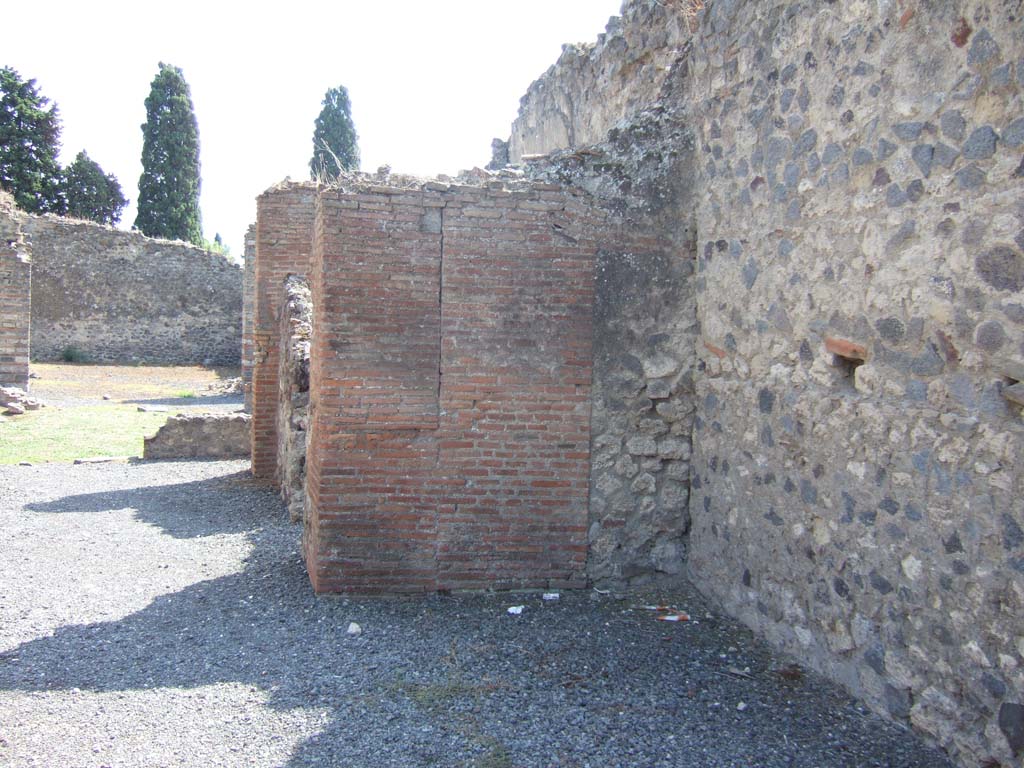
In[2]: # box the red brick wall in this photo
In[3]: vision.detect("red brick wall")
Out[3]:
[251,183,317,478]
[0,197,31,390]
[304,182,600,593]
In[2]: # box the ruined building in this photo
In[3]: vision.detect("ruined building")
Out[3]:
[248,1,1022,765]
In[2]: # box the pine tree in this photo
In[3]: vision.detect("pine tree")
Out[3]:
[64,151,127,225]
[0,67,65,214]
[309,86,359,181]
[134,62,202,244]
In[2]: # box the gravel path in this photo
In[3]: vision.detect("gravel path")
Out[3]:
[0,460,955,768]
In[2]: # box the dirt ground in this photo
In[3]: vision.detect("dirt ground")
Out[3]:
[28,362,242,408]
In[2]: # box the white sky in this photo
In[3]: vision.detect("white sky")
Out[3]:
[3,0,623,254]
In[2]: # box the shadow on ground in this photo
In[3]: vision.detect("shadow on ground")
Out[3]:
[0,464,955,768]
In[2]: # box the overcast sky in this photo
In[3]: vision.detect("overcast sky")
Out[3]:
[3,1,623,254]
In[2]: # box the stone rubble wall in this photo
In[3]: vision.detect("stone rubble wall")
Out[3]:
[511,0,1024,764]
[276,275,311,523]
[143,413,251,460]
[506,0,690,163]
[22,215,242,365]
[682,2,1023,767]
[525,108,700,586]
[0,191,31,389]
[242,224,256,412]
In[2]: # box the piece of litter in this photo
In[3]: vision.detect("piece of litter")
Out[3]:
[542,593,560,601]
[737,701,748,711]
[507,605,525,615]
[655,611,690,622]
[346,622,362,637]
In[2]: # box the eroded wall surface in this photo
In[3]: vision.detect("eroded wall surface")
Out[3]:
[23,216,241,365]
[304,181,600,594]
[685,3,1024,765]
[277,274,311,523]
[507,2,690,162]
[0,192,31,389]
[525,110,700,585]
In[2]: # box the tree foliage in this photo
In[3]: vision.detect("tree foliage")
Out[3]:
[0,66,65,214]
[310,85,359,181]
[134,62,202,244]
[64,150,127,225]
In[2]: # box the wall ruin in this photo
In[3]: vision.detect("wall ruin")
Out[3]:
[302,179,602,594]
[22,215,241,365]
[251,183,316,479]
[0,191,31,390]
[504,1,1024,765]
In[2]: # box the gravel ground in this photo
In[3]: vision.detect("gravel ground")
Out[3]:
[0,460,955,768]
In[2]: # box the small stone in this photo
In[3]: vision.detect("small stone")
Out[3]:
[933,142,959,168]
[999,702,1024,755]
[102,394,112,401]
[976,246,1024,292]
[646,379,671,400]
[137,405,170,413]
[4,403,25,416]
[886,184,907,208]
[871,143,895,167]
[736,701,748,711]
[742,258,760,289]
[758,389,775,414]
[967,29,1000,67]
[869,570,894,594]
[911,144,933,177]
[872,167,891,187]
[626,436,659,456]
[346,622,362,637]
[1003,118,1024,148]
[906,179,925,203]
[892,122,924,141]
[955,164,986,190]
[852,147,873,166]
[876,318,905,342]
[821,143,843,165]
[975,320,1007,351]
[962,126,997,160]
[794,129,817,155]
[940,111,966,141]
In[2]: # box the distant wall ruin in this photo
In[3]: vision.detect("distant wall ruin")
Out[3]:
[22,215,241,365]
[0,192,31,390]
[242,224,256,411]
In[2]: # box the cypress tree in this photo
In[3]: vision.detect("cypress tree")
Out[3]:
[64,150,127,225]
[134,62,202,244]
[309,86,359,181]
[0,67,65,214]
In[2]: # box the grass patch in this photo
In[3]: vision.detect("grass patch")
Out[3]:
[0,405,169,464]
[176,391,197,399]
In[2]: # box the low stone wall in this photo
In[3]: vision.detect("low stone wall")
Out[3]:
[0,191,31,389]
[276,275,311,522]
[143,413,251,460]
[23,215,242,365]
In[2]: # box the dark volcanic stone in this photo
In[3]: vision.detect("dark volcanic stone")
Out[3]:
[976,246,1024,292]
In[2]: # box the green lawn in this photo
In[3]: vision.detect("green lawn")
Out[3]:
[0,405,169,464]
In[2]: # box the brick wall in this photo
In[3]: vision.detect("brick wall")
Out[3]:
[301,180,600,593]
[251,182,317,478]
[0,192,31,389]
